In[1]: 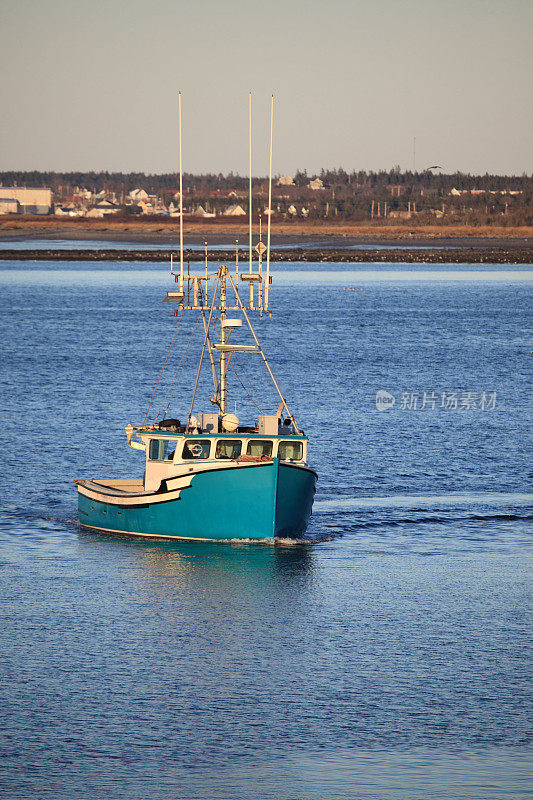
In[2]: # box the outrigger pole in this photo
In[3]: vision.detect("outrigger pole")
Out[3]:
[249,92,252,274]
[265,94,273,310]
[248,91,253,307]
[178,91,184,294]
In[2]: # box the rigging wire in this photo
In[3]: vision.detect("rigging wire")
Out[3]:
[150,273,197,423]
[229,359,264,414]
[154,315,202,422]
[142,309,184,425]
[198,286,220,401]
[187,270,221,426]
[226,271,301,434]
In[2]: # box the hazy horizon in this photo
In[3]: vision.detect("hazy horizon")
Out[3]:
[1,0,531,177]
[1,167,531,181]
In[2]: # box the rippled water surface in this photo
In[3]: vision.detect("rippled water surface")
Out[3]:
[0,259,532,799]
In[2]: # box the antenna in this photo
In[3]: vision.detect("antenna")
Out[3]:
[179,92,184,293]
[204,241,208,306]
[265,94,273,310]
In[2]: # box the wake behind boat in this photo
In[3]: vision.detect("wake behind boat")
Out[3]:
[75,94,317,542]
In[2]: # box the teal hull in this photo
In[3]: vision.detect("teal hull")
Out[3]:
[77,459,316,541]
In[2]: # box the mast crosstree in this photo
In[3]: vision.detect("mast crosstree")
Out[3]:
[164,262,301,434]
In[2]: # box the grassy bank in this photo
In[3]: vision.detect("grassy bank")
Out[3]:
[1,215,532,243]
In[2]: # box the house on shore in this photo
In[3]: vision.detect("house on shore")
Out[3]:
[86,200,121,218]
[194,205,216,218]
[308,178,324,191]
[128,189,149,203]
[223,204,246,216]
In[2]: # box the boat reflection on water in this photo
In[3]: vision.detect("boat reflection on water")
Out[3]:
[77,529,315,597]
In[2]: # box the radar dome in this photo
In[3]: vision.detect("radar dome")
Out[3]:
[221,413,239,432]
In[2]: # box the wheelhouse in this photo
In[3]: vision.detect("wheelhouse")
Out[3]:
[139,430,308,492]
[144,432,307,464]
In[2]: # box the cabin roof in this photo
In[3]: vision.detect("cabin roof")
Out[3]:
[138,429,307,440]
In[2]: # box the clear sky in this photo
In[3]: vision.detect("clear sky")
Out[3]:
[0,0,531,176]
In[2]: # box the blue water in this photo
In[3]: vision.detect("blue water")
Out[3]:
[0,237,226,251]
[0,237,445,251]
[0,258,532,799]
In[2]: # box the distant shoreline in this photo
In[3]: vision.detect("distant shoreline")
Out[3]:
[1,216,532,250]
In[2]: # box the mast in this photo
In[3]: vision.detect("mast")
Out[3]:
[219,268,227,413]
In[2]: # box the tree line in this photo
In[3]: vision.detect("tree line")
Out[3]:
[1,168,531,195]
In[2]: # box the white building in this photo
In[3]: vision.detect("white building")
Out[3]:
[168,201,182,217]
[194,205,216,218]
[55,205,86,217]
[90,200,120,216]
[277,175,294,186]
[0,199,19,214]
[308,178,324,191]
[0,187,51,214]
[223,204,246,216]
[128,189,149,202]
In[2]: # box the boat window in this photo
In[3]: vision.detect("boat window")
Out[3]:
[182,439,211,460]
[278,440,303,461]
[246,439,273,457]
[215,439,242,459]
[148,439,168,461]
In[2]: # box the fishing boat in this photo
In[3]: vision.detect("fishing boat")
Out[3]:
[75,94,317,541]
